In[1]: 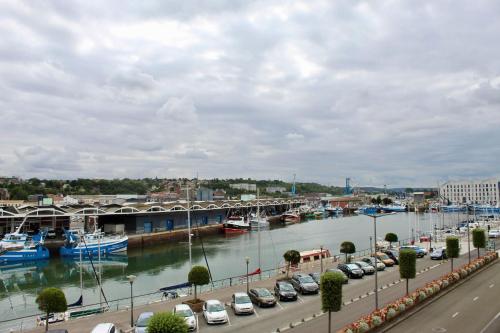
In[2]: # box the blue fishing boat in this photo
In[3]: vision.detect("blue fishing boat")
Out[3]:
[59,228,128,257]
[0,218,50,263]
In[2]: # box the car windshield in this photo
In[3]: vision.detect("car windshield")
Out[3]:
[257,289,272,296]
[310,273,320,279]
[279,283,294,291]
[235,295,251,304]
[298,276,315,283]
[207,303,224,312]
[136,314,153,327]
[346,264,359,270]
[176,309,193,317]
[356,261,368,267]
[379,254,390,260]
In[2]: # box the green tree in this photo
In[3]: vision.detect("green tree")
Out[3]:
[36,287,67,332]
[384,233,398,248]
[321,271,343,333]
[147,312,189,333]
[283,250,301,278]
[382,197,393,205]
[188,266,210,302]
[340,241,356,263]
[446,236,460,272]
[399,249,417,295]
[472,228,486,259]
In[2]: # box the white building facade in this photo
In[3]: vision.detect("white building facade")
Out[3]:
[229,183,257,191]
[439,179,500,205]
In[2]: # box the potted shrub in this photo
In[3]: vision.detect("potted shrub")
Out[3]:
[183,266,210,312]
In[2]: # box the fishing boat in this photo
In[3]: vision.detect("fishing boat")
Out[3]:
[379,204,407,213]
[250,215,269,229]
[223,215,250,234]
[281,210,300,224]
[60,228,128,257]
[325,205,343,215]
[0,219,50,263]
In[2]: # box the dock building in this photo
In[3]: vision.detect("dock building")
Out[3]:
[439,179,500,205]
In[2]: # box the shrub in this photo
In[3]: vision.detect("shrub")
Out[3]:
[188,266,210,301]
[283,250,301,277]
[147,312,189,333]
[36,287,67,332]
[446,237,460,272]
[358,321,370,333]
[384,233,398,247]
[472,229,486,258]
[340,241,356,263]
[371,315,382,327]
[387,308,397,319]
[399,249,417,295]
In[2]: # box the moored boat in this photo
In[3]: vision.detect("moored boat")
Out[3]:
[60,228,128,257]
[281,210,300,224]
[223,216,250,234]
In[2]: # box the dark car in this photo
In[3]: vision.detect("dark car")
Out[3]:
[325,268,349,284]
[274,281,298,301]
[249,288,276,307]
[400,245,426,258]
[361,257,386,270]
[290,273,319,294]
[353,261,375,275]
[337,263,364,278]
[430,247,447,260]
[383,249,399,264]
[309,272,321,285]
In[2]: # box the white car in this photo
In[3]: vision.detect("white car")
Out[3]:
[489,230,500,238]
[231,292,254,315]
[203,299,228,324]
[91,323,119,333]
[173,304,197,331]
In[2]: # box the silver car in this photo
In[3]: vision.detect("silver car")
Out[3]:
[354,261,375,275]
[173,304,197,331]
[291,273,319,294]
[135,312,153,333]
[231,292,254,315]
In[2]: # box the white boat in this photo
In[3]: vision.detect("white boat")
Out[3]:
[60,228,128,257]
[223,216,250,234]
[250,215,269,229]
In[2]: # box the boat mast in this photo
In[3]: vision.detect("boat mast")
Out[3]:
[79,243,83,298]
[257,188,261,279]
[187,186,192,269]
[13,216,29,234]
[97,216,102,308]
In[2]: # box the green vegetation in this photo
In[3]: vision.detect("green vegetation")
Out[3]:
[385,233,398,248]
[36,287,67,332]
[340,241,356,263]
[446,236,460,271]
[472,228,486,258]
[188,266,210,301]
[283,250,301,277]
[399,249,417,295]
[147,312,189,333]
[321,271,343,333]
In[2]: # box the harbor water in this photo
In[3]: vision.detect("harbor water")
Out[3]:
[0,212,462,330]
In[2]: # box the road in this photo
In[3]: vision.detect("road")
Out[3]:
[387,260,500,333]
[19,242,497,333]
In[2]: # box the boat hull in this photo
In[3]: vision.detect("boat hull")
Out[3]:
[59,237,128,257]
[0,246,50,263]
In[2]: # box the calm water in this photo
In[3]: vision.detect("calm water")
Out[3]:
[0,212,461,328]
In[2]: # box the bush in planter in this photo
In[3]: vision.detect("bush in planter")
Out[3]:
[188,265,210,303]
[387,308,397,320]
[472,228,486,258]
[418,291,427,301]
[441,279,449,288]
[371,315,383,327]
[446,236,460,272]
[459,269,468,278]
[398,303,406,312]
[357,321,370,333]
[147,312,189,333]
[404,297,414,307]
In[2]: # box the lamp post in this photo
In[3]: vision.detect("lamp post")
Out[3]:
[127,275,136,328]
[365,212,394,310]
[369,236,373,255]
[245,257,250,294]
[320,245,324,273]
[466,204,471,263]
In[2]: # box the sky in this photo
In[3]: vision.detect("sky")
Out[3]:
[1,0,500,187]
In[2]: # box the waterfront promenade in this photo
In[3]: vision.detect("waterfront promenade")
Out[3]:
[19,239,496,333]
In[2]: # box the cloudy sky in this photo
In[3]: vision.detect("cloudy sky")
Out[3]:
[1,0,500,187]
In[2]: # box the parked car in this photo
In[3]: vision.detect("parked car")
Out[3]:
[173,304,197,331]
[91,323,119,333]
[430,247,447,260]
[399,245,426,258]
[382,249,399,264]
[249,288,277,307]
[361,257,386,271]
[231,292,254,315]
[309,272,321,285]
[274,281,298,301]
[203,300,228,324]
[290,273,319,294]
[325,268,349,283]
[375,252,395,267]
[353,261,375,275]
[46,228,57,239]
[135,312,154,333]
[488,229,500,238]
[337,263,364,278]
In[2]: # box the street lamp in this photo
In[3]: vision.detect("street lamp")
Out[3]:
[365,212,394,310]
[127,275,136,328]
[466,204,471,263]
[320,245,324,273]
[245,257,250,294]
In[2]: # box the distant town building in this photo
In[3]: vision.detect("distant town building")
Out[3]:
[439,179,500,205]
[230,183,257,191]
[326,196,363,208]
[213,189,226,200]
[0,176,21,185]
[413,192,425,205]
[241,194,257,201]
[147,191,180,202]
[265,186,287,193]
[0,188,9,200]
[0,200,25,207]
[196,187,214,201]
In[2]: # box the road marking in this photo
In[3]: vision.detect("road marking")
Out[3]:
[452,312,459,318]
[196,314,199,333]
[254,308,260,318]
[479,312,500,333]
[276,301,284,310]
[489,284,494,288]
[227,314,232,326]
[297,296,304,303]
[473,296,479,301]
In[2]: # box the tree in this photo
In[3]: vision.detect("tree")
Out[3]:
[147,312,189,333]
[36,287,67,332]
[472,228,486,259]
[321,271,343,333]
[340,241,356,263]
[283,250,301,278]
[188,266,210,301]
[382,197,393,205]
[446,236,460,272]
[385,233,398,248]
[399,249,416,295]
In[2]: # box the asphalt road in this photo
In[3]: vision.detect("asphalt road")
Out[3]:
[22,242,497,333]
[387,260,500,333]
